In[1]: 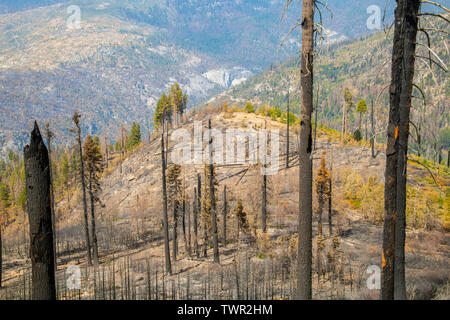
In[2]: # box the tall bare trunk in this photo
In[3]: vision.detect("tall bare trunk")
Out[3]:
[77,125,92,266]
[394,0,420,300]
[161,127,172,274]
[24,122,56,300]
[208,119,220,263]
[172,200,178,263]
[262,171,267,232]
[296,0,314,300]
[382,0,420,300]
[193,187,199,258]
[223,185,227,246]
[45,124,57,272]
[89,172,99,266]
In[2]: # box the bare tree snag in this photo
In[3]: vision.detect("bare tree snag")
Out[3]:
[72,111,92,266]
[24,122,56,300]
[382,0,420,300]
[222,185,228,246]
[193,187,199,258]
[208,119,220,263]
[296,0,314,300]
[161,129,172,275]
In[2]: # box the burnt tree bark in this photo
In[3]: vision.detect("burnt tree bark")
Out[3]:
[88,172,99,266]
[296,0,314,300]
[73,112,92,266]
[222,185,228,246]
[172,200,179,262]
[208,119,220,263]
[193,187,199,258]
[24,122,56,300]
[161,128,172,275]
[45,123,57,272]
[382,0,420,300]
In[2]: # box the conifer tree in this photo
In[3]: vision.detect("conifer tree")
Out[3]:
[83,135,104,266]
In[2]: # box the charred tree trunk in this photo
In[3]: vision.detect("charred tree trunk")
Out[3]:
[198,174,207,258]
[182,199,189,256]
[296,0,314,300]
[193,187,199,258]
[382,0,420,300]
[172,200,179,263]
[161,127,172,275]
[88,172,99,266]
[318,194,323,238]
[394,0,420,300]
[24,122,56,300]
[45,124,57,272]
[222,185,227,246]
[208,119,220,263]
[76,121,92,266]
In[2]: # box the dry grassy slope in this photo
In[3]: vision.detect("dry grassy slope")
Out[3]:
[53,111,446,298]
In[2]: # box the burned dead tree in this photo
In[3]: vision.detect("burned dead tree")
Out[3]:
[207,119,220,263]
[24,122,56,300]
[382,0,421,300]
[193,187,199,258]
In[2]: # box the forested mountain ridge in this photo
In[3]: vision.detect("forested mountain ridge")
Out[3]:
[0,0,401,155]
[204,15,449,163]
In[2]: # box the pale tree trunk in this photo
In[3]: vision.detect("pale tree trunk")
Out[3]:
[88,172,99,266]
[222,185,227,246]
[296,0,314,300]
[382,0,420,300]
[161,125,172,274]
[77,124,92,266]
[24,122,56,300]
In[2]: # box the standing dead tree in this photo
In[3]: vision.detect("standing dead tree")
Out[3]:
[207,119,220,263]
[193,187,199,258]
[71,111,92,266]
[382,0,422,300]
[292,0,315,300]
[45,123,57,272]
[222,185,228,246]
[160,124,172,275]
[24,122,56,300]
[167,164,182,263]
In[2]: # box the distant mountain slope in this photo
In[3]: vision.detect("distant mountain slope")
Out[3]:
[205,15,449,160]
[0,0,447,154]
